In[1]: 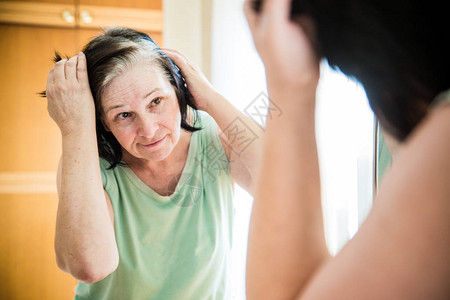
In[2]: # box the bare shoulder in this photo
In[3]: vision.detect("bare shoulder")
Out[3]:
[301,107,450,299]
[393,103,450,189]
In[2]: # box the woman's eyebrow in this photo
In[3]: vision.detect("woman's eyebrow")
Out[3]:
[105,103,124,115]
[104,88,162,114]
[144,87,161,98]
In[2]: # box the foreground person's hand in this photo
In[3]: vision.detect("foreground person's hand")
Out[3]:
[244,0,320,99]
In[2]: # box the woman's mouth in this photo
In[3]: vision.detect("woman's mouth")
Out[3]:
[142,136,166,148]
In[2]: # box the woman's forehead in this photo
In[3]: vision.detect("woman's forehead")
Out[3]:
[102,63,172,102]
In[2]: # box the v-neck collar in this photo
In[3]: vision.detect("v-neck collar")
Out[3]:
[121,131,199,203]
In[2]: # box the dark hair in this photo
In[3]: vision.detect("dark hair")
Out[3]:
[252,0,450,141]
[42,27,201,169]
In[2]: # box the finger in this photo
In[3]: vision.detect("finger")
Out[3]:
[53,58,67,83]
[45,68,54,92]
[46,67,54,83]
[161,48,192,72]
[262,0,292,23]
[161,48,189,66]
[161,48,187,59]
[76,52,89,84]
[65,55,78,81]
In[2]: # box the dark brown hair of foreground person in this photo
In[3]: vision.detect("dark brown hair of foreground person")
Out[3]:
[252,0,449,141]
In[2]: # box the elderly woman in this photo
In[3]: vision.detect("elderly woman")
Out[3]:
[45,28,261,299]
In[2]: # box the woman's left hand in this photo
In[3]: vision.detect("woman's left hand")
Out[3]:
[162,48,215,111]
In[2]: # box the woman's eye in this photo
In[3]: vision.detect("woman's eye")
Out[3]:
[117,112,131,120]
[151,97,161,107]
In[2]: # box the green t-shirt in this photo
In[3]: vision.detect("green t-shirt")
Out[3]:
[74,111,234,300]
[376,125,392,189]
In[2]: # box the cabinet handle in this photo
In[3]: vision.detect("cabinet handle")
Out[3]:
[61,10,75,23]
[80,11,93,24]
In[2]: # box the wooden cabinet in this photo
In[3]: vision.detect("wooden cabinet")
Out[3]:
[0,1,162,299]
[0,1,162,34]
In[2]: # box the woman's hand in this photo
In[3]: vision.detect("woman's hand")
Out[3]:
[244,2,328,299]
[244,0,320,98]
[162,48,216,112]
[46,52,95,136]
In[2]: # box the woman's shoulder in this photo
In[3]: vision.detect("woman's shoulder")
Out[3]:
[415,92,450,151]
[193,109,215,128]
[192,110,221,142]
[98,158,121,189]
[395,97,450,191]
[312,101,450,298]
[191,110,230,171]
[375,96,450,250]
[99,158,117,175]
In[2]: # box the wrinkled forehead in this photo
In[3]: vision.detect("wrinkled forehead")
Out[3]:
[100,51,169,94]
[100,61,173,108]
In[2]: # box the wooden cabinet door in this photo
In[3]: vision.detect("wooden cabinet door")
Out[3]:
[0,24,78,299]
[0,1,162,299]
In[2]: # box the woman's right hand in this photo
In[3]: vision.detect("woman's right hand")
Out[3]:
[46,52,95,136]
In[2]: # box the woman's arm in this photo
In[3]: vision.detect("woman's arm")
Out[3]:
[201,90,264,195]
[246,87,329,300]
[163,49,264,195]
[47,53,118,283]
[244,0,329,298]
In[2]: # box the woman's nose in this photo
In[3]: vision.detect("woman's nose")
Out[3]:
[137,116,158,138]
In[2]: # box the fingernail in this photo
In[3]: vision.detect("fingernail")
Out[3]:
[78,52,84,56]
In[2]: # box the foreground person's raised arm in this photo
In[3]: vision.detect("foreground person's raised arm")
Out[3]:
[47,53,118,283]
[244,0,329,298]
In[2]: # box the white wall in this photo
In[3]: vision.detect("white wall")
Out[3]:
[163,0,212,78]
